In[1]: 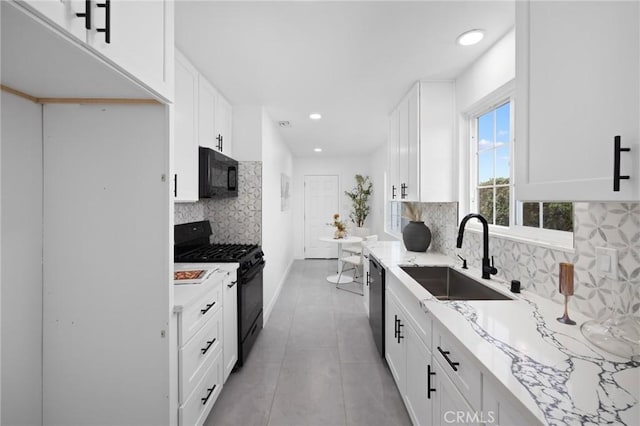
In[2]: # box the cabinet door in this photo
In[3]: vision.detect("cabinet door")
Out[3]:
[215,93,233,156]
[388,109,400,201]
[385,292,406,394]
[174,50,199,202]
[419,81,456,202]
[398,84,420,202]
[198,75,218,151]
[432,360,478,426]
[19,0,87,41]
[405,324,433,426]
[88,0,173,100]
[223,270,238,382]
[516,0,639,201]
[483,375,542,426]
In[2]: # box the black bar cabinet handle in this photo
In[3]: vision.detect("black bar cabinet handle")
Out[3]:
[366,271,370,287]
[614,135,631,192]
[96,0,111,44]
[173,174,177,197]
[227,281,237,288]
[437,346,459,372]
[397,319,404,343]
[75,0,91,30]
[427,364,436,399]
[201,385,217,405]
[394,315,398,339]
[201,338,216,355]
[200,301,215,315]
[392,185,396,199]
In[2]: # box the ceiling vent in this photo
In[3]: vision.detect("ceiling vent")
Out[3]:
[278,121,291,128]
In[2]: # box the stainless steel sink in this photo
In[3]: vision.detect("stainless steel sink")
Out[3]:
[400,266,513,301]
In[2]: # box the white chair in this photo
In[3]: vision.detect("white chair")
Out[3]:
[336,235,378,295]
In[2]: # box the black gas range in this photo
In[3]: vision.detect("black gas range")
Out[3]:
[175,221,265,368]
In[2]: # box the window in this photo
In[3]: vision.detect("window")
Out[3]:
[474,102,511,227]
[522,202,573,232]
[468,90,574,249]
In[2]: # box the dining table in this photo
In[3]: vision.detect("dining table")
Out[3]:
[319,235,363,284]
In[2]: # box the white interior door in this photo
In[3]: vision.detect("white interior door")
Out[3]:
[304,175,339,258]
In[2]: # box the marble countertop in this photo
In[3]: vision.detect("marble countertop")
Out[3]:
[173,263,239,312]
[365,241,640,425]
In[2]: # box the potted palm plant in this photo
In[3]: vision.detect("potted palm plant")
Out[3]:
[344,174,373,236]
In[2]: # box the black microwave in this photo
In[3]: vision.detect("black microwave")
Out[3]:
[199,147,238,198]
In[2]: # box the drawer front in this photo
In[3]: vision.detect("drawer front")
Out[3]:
[434,325,481,410]
[179,282,222,346]
[179,307,222,403]
[179,350,223,426]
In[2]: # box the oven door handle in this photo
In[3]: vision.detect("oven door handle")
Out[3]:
[241,260,265,284]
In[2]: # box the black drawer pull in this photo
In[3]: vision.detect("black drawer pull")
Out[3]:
[437,346,459,372]
[200,301,215,315]
[397,320,404,343]
[614,135,631,192]
[75,0,91,29]
[392,185,397,199]
[201,384,217,405]
[201,338,216,355]
[227,281,237,289]
[394,315,398,339]
[96,0,111,44]
[427,364,436,399]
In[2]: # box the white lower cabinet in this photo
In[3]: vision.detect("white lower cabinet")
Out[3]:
[385,273,538,426]
[405,324,433,426]
[385,291,407,393]
[175,267,239,426]
[432,359,478,426]
[179,350,224,426]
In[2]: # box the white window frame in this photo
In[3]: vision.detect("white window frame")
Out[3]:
[463,82,575,252]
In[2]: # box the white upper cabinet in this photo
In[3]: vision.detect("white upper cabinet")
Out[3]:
[419,82,456,202]
[174,50,199,202]
[387,108,400,201]
[198,75,233,156]
[515,0,640,201]
[398,84,420,202]
[198,75,218,152]
[16,0,174,101]
[215,93,233,157]
[387,81,456,204]
[88,0,174,101]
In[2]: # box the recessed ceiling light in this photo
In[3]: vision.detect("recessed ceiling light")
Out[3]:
[314,148,322,152]
[309,113,322,120]
[456,29,484,46]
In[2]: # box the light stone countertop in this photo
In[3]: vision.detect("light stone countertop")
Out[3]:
[365,240,640,426]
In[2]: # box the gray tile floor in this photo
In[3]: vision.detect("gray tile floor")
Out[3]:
[205,259,411,426]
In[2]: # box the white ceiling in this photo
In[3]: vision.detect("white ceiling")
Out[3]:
[175,1,515,157]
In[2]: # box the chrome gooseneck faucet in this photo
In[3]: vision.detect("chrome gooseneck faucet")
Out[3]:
[456,213,498,279]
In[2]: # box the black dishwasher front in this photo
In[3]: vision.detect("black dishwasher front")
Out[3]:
[369,256,385,357]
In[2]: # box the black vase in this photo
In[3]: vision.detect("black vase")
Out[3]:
[402,221,432,252]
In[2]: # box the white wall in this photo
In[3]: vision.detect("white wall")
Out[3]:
[231,105,263,161]
[455,28,515,215]
[1,92,43,426]
[292,155,372,258]
[455,28,515,112]
[261,109,294,321]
